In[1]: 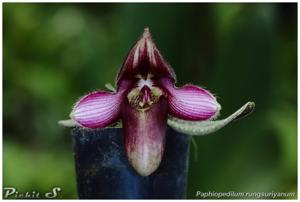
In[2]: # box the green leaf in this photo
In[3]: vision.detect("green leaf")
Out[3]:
[167,102,255,136]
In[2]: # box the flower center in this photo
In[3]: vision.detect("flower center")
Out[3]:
[137,78,153,90]
[127,74,163,111]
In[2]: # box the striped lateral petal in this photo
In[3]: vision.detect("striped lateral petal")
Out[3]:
[71,90,124,128]
[160,78,221,121]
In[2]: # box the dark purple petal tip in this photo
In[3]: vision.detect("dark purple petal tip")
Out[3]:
[116,28,176,86]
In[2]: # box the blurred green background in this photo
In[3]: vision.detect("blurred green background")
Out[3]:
[3,3,297,199]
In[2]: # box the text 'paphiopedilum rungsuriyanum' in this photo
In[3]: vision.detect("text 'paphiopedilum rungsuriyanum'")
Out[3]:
[59,28,255,176]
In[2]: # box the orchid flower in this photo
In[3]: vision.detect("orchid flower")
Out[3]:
[59,28,254,176]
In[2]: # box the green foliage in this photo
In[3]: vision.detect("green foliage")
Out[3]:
[3,3,297,199]
[3,142,77,198]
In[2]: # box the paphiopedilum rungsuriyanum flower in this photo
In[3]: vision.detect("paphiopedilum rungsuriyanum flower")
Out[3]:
[59,28,255,176]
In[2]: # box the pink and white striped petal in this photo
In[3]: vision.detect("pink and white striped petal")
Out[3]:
[160,78,221,121]
[70,91,124,128]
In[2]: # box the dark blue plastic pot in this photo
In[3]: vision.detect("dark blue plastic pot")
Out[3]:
[71,127,191,199]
